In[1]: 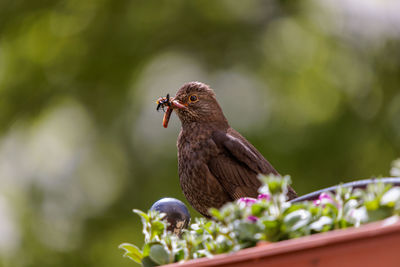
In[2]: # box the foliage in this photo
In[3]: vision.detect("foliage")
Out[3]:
[120,172,400,266]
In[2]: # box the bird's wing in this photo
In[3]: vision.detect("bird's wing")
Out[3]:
[209,129,278,199]
[212,129,278,175]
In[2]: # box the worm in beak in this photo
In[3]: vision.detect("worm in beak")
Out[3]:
[156,96,186,128]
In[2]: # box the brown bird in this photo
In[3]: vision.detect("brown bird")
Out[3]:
[160,81,297,217]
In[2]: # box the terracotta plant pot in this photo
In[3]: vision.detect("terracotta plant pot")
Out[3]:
[165,218,400,267]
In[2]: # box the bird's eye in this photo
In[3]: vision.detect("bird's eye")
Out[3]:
[189,95,198,102]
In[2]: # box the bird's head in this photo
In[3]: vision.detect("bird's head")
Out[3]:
[162,81,228,128]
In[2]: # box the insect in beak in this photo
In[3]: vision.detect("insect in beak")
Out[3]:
[156,94,186,128]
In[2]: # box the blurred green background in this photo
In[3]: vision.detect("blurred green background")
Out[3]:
[0,0,399,266]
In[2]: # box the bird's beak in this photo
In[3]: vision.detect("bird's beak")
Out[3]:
[171,99,186,109]
[163,98,186,128]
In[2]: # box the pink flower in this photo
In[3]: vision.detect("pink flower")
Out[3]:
[257,193,271,201]
[238,197,257,206]
[247,215,259,222]
[313,192,335,207]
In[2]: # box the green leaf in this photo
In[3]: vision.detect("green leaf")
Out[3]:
[209,208,223,220]
[133,209,150,222]
[142,243,151,257]
[365,199,380,211]
[262,219,279,229]
[321,203,338,218]
[338,218,351,228]
[151,221,165,240]
[251,203,266,217]
[267,180,281,194]
[149,244,170,265]
[174,248,186,262]
[262,219,281,241]
[235,221,261,242]
[367,207,393,222]
[141,256,158,267]
[119,243,143,264]
[283,209,311,231]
